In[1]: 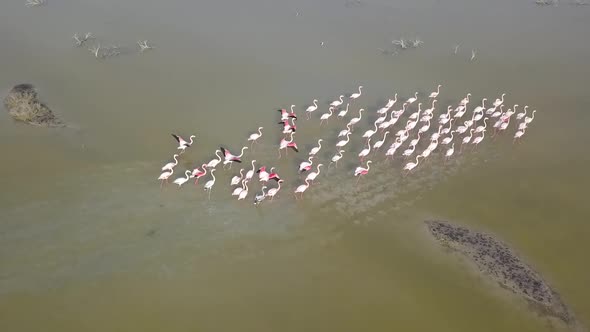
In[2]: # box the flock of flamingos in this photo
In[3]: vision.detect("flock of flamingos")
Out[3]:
[157,85,536,204]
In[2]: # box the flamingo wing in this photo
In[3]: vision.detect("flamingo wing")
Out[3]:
[171,134,183,144]
[220,147,232,158]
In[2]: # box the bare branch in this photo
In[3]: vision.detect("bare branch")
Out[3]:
[137,40,154,53]
[25,0,46,7]
[89,44,102,58]
[73,32,94,47]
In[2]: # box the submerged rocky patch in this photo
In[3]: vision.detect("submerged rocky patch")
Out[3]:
[3,84,63,127]
[425,220,582,330]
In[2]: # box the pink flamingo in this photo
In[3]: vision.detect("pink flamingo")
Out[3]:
[191,163,207,184]
[354,160,372,185]
[278,132,299,158]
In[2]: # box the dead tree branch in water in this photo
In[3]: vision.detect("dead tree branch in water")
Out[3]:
[137,40,154,53]
[89,44,102,58]
[25,0,46,7]
[73,33,94,47]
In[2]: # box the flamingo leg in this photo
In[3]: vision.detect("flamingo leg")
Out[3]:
[160,180,164,189]
[278,149,282,159]
[356,176,361,186]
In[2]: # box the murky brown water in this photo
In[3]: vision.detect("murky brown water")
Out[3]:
[1,0,589,331]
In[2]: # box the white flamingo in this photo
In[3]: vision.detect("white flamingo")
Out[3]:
[403,155,423,174]
[409,132,421,148]
[491,105,505,118]
[429,84,441,99]
[373,131,389,150]
[330,95,344,107]
[157,168,174,188]
[206,150,223,168]
[473,98,487,114]
[406,92,418,104]
[245,160,256,181]
[472,130,485,148]
[460,93,471,106]
[266,180,283,201]
[294,179,311,199]
[358,139,372,161]
[475,118,488,133]
[349,86,363,100]
[309,139,323,157]
[329,150,345,168]
[337,103,350,119]
[232,179,246,197]
[347,108,364,129]
[247,127,263,147]
[441,118,454,135]
[336,132,351,148]
[424,99,437,116]
[431,125,443,142]
[441,131,455,145]
[402,144,416,159]
[418,119,431,135]
[461,129,475,150]
[161,154,179,172]
[409,103,422,120]
[524,110,536,125]
[513,127,526,143]
[203,169,216,200]
[445,143,455,161]
[362,121,379,139]
[338,123,352,137]
[173,170,192,187]
[516,106,528,120]
[230,169,244,186]
[305,99,319,119]
[320,107,334,126]
[305,164,324,184]
[493,93,506,108]
[238,179,249,200]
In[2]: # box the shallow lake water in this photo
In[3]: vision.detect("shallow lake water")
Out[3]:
[1,0,589,331]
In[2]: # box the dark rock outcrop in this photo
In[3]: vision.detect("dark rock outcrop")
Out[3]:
[426,220,582,330]
[3,84,63,127]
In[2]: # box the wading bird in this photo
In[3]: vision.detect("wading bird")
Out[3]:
[354,160,372,185]
[172,134,195,154]
[157,168,174,188]
[349,86,363,100]
[230,169,244,186]
[192,164,207,184]
[161,154,179,172]
[203,169,216,200]
[309,139,323,157]
[305,164,324,184]
[278,132,299,158]
[429,84,441,99]
[247,127,263,146]
[329,150,345,168]
[266,180,283,201]
[294,179,311,199]
[330,95,345,107]
[173,170,192,187]
[305,100,319,119]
